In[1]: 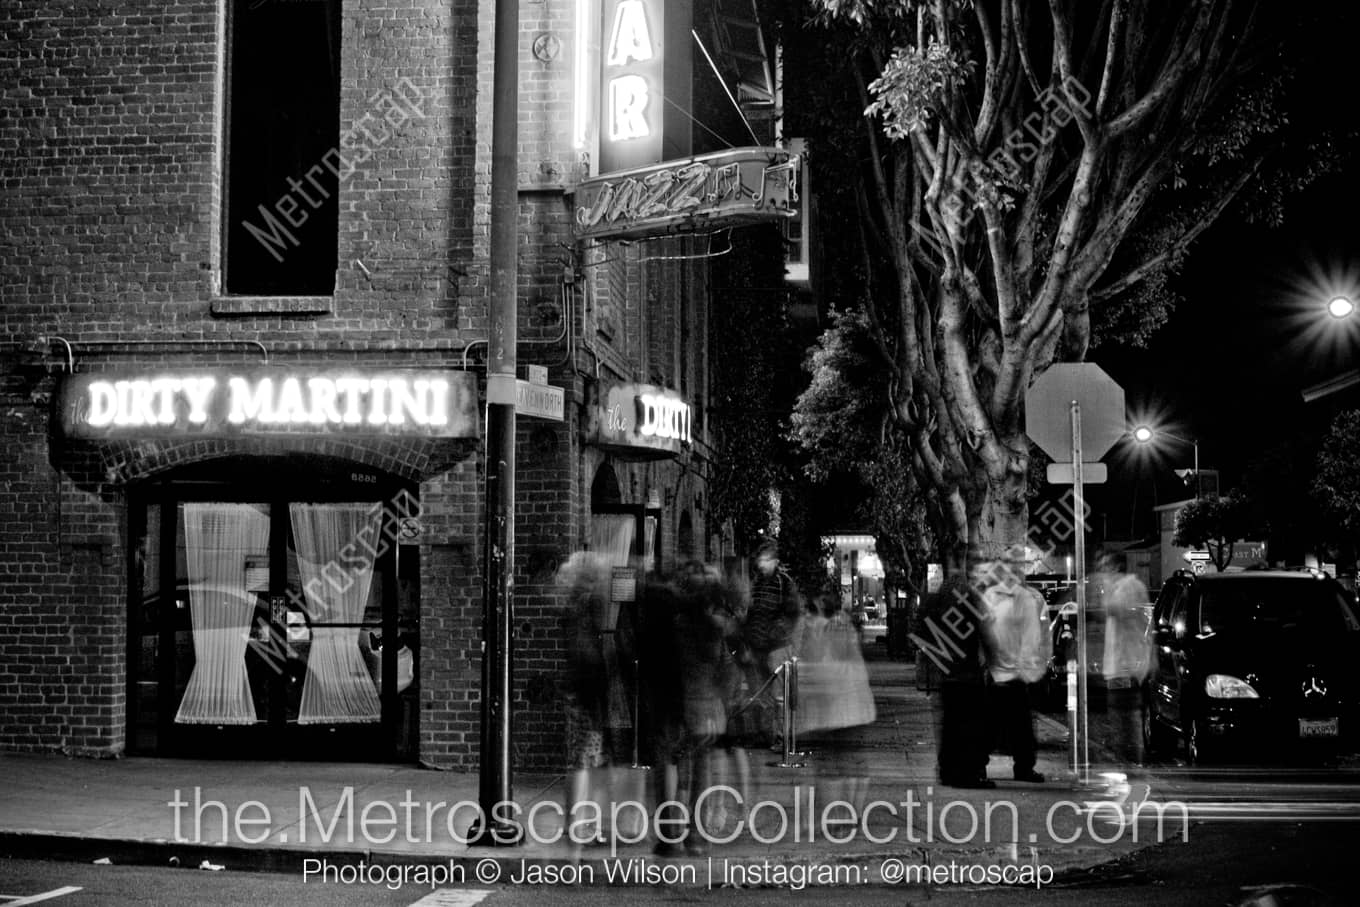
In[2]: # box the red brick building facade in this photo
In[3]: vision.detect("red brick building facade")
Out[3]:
[0,0,791,770]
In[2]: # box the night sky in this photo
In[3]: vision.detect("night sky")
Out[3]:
[1088,162,1360,542]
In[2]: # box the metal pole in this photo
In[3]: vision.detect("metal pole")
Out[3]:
[789,655,809,758]
[630,656,648,769]
[1193,440,1200,499]
[472,0,519,846]
[1071,401,1090,787]
[770,660,806,768]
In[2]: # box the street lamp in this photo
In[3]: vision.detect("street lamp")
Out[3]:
[1131,424,1201,498]
[1303,294,1360,401]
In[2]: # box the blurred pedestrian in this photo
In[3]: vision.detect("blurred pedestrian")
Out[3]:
[979,556,1050,783]
[638,562,740,856]
[557,551,615,839]
[739,539,804,745]
[1099,551,1152,765]
[917,573,995,788]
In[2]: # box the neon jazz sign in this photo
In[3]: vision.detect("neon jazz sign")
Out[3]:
[59,369,480,439]
[574,146,800,240]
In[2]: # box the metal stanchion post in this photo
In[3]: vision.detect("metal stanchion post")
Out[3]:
[770,660,806,768]
[1067,659,1078,774]
[789,655,810,758]
[631,656,649,770]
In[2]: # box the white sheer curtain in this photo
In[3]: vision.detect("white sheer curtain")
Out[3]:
[291,503,382,724]
[176,503,269,725]
[589,514,636,729]
[590,514,636,569]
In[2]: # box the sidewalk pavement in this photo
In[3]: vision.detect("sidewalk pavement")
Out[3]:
[0,653,1164,887]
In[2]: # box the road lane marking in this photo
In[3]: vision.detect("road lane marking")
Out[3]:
[2,888,84,905]
[407,890,493,907]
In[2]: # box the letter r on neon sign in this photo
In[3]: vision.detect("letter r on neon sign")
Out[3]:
[609,75,650,141]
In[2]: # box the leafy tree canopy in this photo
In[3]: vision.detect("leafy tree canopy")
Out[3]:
[773,0,1358,567]
[1313,409,1360,545]
[1172,489,1258,571]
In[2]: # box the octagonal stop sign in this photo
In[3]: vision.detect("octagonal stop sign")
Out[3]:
[1024,363,1126,462]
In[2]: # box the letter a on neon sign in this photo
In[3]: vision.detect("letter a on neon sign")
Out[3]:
[606,0,653,66]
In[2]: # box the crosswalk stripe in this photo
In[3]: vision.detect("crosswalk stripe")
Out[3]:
[407,889,493,907]
[4,888,84,906]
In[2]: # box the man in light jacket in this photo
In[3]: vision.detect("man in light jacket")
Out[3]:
[1100,551,1152,765]
[978,555,1051,783]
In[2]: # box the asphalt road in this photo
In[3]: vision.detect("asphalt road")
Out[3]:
[3,818,1358,905]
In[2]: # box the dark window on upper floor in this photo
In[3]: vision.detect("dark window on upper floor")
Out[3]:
[224,0,341,296]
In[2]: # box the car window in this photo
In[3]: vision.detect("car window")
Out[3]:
[1197,579,1356,635]
[1156,583,1184,632]
[1168,586,1189,637]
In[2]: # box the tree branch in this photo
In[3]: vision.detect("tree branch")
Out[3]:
[1022,143,1103,348]
[1047,0,1098,146]
[1095,0,1130,119]
[1106,1,1215,139]
[1009,0,1045,98]
[1089,156,1263,302]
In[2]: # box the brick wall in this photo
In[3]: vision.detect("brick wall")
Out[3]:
[0,0,723,773]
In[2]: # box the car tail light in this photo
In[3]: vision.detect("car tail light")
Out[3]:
[1205,674,1259,699]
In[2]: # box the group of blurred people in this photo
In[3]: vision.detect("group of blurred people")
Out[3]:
[917,557,1050,789]
[917,549,1151,789]
[557,539,875,854]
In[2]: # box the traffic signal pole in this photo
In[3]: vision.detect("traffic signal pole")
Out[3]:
[472,0,519,846]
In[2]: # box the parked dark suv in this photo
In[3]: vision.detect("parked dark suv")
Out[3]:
[1144,569,1360,763]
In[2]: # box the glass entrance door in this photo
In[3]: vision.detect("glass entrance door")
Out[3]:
[128,459,419,761]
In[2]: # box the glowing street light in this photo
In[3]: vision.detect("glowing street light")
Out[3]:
[1303,294,1360,401]
[1328,295,1355,319]
[1131,424,1201,499]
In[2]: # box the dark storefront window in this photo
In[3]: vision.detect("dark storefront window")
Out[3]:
[128,458,419,761]
[224,0,341,295]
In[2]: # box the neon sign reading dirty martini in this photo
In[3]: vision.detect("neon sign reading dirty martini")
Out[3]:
[60,369,479,439]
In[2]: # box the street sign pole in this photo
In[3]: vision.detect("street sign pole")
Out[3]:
[1070,401,1090,787]
[1023,362,1125,790]
[472,0,519,847]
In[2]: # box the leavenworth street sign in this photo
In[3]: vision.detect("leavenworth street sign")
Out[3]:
[515,380,564,421]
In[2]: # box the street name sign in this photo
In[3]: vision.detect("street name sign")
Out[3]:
[515,379,564,421]
[1046,463,1107,484]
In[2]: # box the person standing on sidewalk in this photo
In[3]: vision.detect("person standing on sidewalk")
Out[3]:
[979,556,1050,783]
[917,573,996,788]
[1099,551,1153,765]
[739,539,804,745]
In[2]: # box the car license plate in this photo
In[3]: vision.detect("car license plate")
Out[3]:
[1298,718,1339,738]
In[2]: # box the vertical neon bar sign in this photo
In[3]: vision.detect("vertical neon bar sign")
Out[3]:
[574,0,594,152]
[599,0,663,173]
